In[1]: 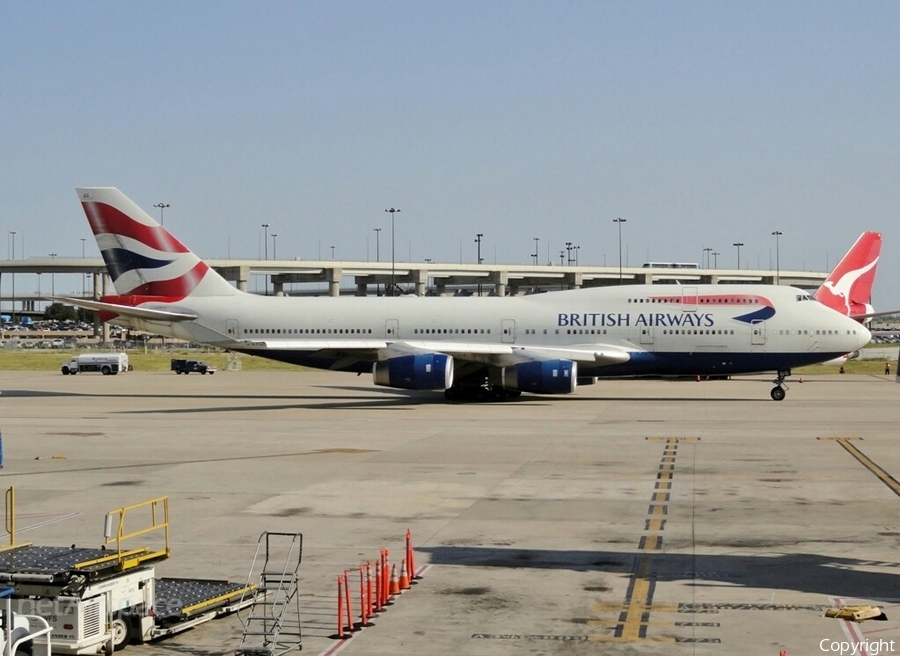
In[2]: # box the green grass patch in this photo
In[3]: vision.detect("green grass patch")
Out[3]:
[0,349,304,372]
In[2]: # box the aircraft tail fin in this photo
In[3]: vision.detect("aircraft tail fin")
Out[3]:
[76,188,237,299]
[813,232,881,318]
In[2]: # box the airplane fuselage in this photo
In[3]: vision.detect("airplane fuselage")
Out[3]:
[114,283,869,378]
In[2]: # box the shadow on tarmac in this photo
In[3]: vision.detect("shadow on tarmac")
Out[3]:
[420,545,900,601]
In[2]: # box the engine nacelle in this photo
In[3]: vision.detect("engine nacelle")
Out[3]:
[497,359,577,394]
[373,354,454,390]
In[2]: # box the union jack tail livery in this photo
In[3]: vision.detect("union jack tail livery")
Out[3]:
[814,231,881,319]
[77,187,236,301]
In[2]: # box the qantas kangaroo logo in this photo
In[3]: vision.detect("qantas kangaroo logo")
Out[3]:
[820,257,878,315]
[814,231,881,317]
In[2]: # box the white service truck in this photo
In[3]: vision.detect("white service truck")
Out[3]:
[61,353,129,376]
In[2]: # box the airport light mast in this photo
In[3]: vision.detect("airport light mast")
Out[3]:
[613,218,626,284]
[385,208,400,296]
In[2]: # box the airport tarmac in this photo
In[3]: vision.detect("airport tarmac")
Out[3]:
[1,369,900,655]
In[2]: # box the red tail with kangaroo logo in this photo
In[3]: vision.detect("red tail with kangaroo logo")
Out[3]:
[814,232,881,319]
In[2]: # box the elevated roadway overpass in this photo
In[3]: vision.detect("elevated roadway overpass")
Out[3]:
[0,257,827,302]
[0,258,828,344]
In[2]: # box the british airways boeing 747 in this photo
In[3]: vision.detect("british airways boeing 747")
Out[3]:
[60,188,875,401]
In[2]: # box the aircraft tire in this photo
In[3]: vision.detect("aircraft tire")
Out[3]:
[770,386,786,401]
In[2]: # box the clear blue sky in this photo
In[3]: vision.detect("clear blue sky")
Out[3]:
[2,2,897,306]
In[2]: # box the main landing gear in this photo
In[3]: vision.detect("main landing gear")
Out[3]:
[770,369,790,401]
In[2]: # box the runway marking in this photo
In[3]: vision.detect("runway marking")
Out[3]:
[638,535,662,551]
[612,437,687,641]
[644,518,666,532]
[588,620,721,628]
[829,438,900,498]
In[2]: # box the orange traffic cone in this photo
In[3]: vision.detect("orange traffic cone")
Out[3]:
[798,375,803,383]
[399,559,410,590]
[389,564,400,596]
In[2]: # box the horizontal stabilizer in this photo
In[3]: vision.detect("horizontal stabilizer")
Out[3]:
[849,308,900,321]
[49,296,198,322]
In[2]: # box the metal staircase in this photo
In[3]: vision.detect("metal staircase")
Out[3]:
[235,532,303,656]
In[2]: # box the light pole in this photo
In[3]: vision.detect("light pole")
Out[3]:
[48,253,57,295]
[475,233,483,296]
[574,245,580,266]
[385,208,400,296]
[271,234,278,260]
[703,247,713,269]
[374,228,382,296]
[261,223,270,260]
[613,218,626,284]
[330,245,335,260]
[153,202,169,226]
[81,238,86,259]
[772,231,783,284]
[9,231,15,323]
[559,250,565,266]
[712,251,720,268]
[533,237,540,265]
[733,242,744,269]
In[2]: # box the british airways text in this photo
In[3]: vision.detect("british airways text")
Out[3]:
[558,313,715,328]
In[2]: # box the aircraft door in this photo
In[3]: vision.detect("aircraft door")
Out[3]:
[640,325,654,344]
[501,319,516,343]
[682,286,698,312]
[225,319,240,338]
[385,319,400,340]
[751,319,766,345]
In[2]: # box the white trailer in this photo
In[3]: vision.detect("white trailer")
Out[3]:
[61,353,129,376]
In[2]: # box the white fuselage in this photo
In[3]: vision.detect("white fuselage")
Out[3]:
[113,283,869,378]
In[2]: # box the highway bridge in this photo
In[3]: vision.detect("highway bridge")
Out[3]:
[0,257,828,303]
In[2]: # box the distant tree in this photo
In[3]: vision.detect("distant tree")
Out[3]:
[76,308,95,323]
[44,303,78,321]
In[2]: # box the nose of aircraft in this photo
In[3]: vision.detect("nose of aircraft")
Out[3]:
[853,317,872,349]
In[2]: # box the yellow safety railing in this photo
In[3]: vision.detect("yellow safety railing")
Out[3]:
[76,496,170,571]
[5,486,14,547]
[0,486,32,552]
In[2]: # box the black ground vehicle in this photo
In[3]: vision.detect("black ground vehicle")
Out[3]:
[171,359,217,374]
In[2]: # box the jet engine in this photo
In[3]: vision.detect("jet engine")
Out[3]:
[373,353,454,390]
[495,359,577,394]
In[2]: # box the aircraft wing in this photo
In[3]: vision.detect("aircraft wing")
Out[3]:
[236,339,633,367]
[49,296,199,322]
